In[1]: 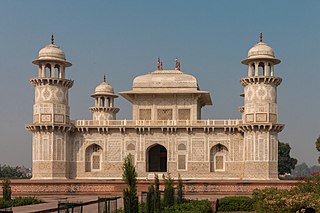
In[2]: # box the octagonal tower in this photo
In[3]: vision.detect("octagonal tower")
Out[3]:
[239,33,284,179]
[26,35,73,179]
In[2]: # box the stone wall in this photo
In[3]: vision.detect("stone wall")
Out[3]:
[4,179,296,196]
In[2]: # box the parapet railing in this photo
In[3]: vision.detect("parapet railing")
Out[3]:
[73,119,242,128]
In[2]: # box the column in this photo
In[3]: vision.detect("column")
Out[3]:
[50,64,55,78]
[270,65,274,76]
[248,65,252,77]
[254,62,259,76]
[264,62,268,76]
[41,64,46,77]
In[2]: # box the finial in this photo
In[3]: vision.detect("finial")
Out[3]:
[51,34,54,44]
[259,32,263,42]
[157,57,162,70]
[175,57,181,70]
[103,74,107,83]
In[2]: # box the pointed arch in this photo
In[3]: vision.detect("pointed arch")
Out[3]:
[85,144,103,172]
[210,144,228,172]
[146,144,167,172]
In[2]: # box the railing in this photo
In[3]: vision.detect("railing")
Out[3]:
[73,119,242,128]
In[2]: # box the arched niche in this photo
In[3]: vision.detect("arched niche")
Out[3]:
[210,144,228,172]
[85,144,103,172]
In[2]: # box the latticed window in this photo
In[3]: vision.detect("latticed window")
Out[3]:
[215,155,224,170]
[157,109,172,120]
[92,155,100,170]
[178,109,190,120]
[139,109,151,120]
[178,155,186,170]
[92,144,100,152]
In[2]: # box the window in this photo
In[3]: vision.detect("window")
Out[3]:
[139,109,151,120]
[178,155,186,170]
[157,109,172,120]
[178,109,190,120]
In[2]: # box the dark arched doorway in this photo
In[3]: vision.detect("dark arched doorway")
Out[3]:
[147,144,167,172]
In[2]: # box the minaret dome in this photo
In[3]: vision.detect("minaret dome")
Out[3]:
[241,33,280,77]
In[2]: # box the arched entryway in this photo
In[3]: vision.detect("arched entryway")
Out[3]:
[147,144,167,172]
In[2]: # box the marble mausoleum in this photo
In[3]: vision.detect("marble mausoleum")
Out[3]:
[26,34,284,180]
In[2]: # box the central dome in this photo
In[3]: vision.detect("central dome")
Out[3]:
[133,70,198,90]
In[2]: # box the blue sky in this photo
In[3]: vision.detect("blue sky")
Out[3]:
[0,1,319,167]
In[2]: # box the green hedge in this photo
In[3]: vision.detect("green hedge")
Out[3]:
[218,196,254,212]
[162,199,212,213]
[0,197,43,209]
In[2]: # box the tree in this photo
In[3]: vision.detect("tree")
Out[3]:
[177,173,184,204]
[2,178,12,201]
[292,162,311,178]
[153,174,161,213]
[122,154,138,213]
[278,141,297,175]
[0,164,30,179]
[315,136,320,164]
[146,185,154,213]
[163,173,174,208]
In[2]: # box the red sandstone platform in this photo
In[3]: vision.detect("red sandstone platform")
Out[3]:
[3,179,297,196]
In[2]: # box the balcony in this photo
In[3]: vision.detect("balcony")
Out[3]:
[73,119,242,128]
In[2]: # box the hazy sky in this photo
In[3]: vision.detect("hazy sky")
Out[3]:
[0,1,319,168]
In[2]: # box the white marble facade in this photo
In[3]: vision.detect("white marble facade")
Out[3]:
[26,34,284,180]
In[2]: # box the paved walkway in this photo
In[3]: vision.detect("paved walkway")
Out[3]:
[11,195,103,213]
[8,194,221,213]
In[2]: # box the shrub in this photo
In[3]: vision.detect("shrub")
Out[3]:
[252,178,320,213]
[162,199,212,213]
[218,196,254,212]
[0,197,42,209]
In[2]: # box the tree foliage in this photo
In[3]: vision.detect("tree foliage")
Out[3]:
[316,136,320,163]
[278,141,297,175]
[2,178,11,201]
[253,176,320,212]
[153,174,161,213]
[122,154,138,213]
[177,173,184,204]
[146,185,154,213]
[0,164,30,179]
[163,173,174,208]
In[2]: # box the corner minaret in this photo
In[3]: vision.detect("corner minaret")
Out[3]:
[239,33,284,179]
[26,35,73,179]
[89,76,119,120]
